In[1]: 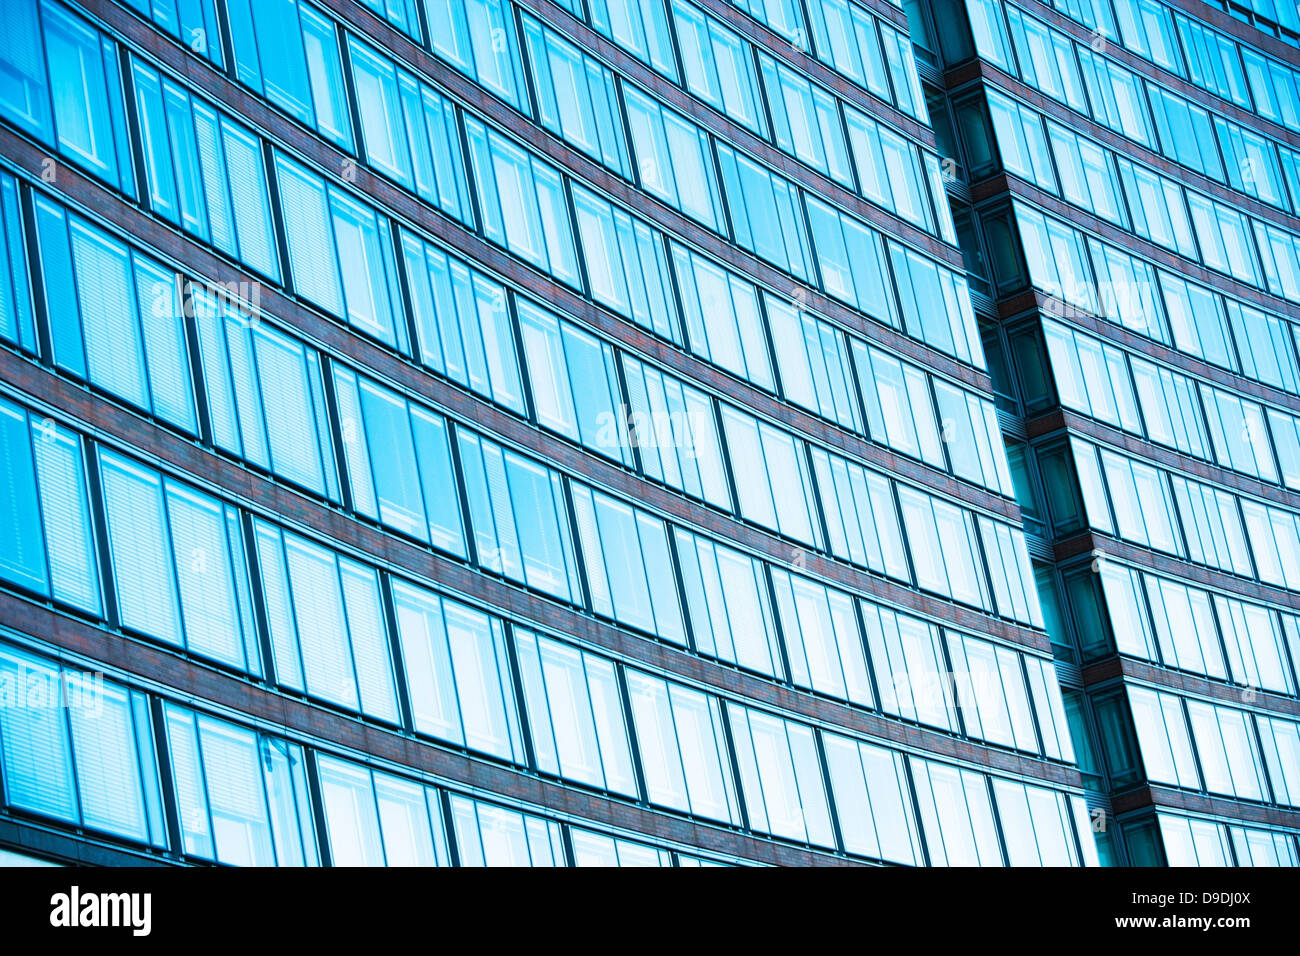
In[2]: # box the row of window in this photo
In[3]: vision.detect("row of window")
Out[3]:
[999,122,1300,312]
[667,0,926,122]
[1070,434,1300,595]
[1,0,989,382]
[1011,202,1300,398]
[969,0,1300,144]
[0,169,1040,633]
[1137,811,1299,866]
[0,389,1072,776]
[1210,0,1300,47]
[982,83,1300,254]
[526,0,950,236]
[0,634,1097,865]
[113,0,963,285]
[1043,316,1300,490]
[1064,552,1300,695]
[1105,684,1300,808]
[0,639,739,866]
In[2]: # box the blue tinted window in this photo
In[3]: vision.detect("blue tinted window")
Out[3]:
[227,0,352,149]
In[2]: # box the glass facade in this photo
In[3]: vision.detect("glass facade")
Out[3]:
[0,0,1288,868]
[916,0,1300,864]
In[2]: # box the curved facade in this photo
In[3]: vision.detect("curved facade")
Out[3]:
[913,0,1300,864]
[2,0,1280,867]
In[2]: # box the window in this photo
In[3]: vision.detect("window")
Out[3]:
[1217,594,1295,695]
[670,242,773,389]
[1,1,134,195]
[1229,300,1299,393]
[1187,193,1261,287]
[730,0,805,44]
[346,37,472,223]
[1255,220,1300,304]
[880,22,927,121]
[252,519,399,722]
[715,144,814,280]
[888,241,984,366]
[162,704,318,865]
[861,600,955,729]
[1095,446,1181,554]
[811,446,909,579]
[897,486,988,609]
[844,106,936,231]
[806,198,894,325]
[852,341,944,467]
[571,184,679,341]
[910,758,1002,865]
[1201,384,1277,482]
[129,58,279,278]
[934,380,1015,494]
[1076,48,1153,147]
[758,53,851,186]
[586,0,677,80]
[274,154,406,349]
[1146,87,1222,182]
[33,198,198,434]
[1177,15,1250,107]
[1047,122,1125,226]
[770,568,872,707]
[1159,271,1234,372]
[805,0,893,102]
[1258,716,1300,807]
[333,367,465,554]
[356,0,422,43]
[1116,159,1197,259]
[0,645,165,848]
[671,0,765,134]
[1127,686,1199,789]
[467,117,583,286]
[514,628,637,796]
[0,173,35,353]
[392,580,524,761]
[1169,475,1253,576]
[400,229,524,413]
[992,779,1082,865]
[316,755,448,866]
[521,14,631,177]
[572,483,686,641]
[192,290,338,498]
[227,0,351,148]
[518,298,627,464]
[1145,575,1226,680]
[449,793,565,866]
[720,405,821,546]
[622,355,730,507]
[985,90,1055,192]
[947,632,1037,751]
[0,398,100,614]
[765,298,861,432]
[456,429,582,602]
[726,702,835,846]
[1158,814,1231,866]
[625,669,740,822]
[625,87,725,232]
[674,526,782,674]
[1187,699,1268,801]
[570,828,671,866]
[1005,8,1087,112]
[425,0,527,110]
[823,733,922,863]
[100,451,259,674]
